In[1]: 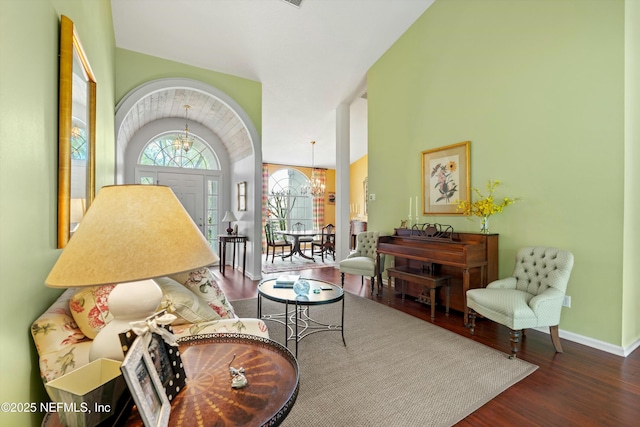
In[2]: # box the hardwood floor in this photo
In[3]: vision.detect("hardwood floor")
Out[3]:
[216,266,640,426]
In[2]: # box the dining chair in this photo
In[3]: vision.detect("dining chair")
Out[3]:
[264,222,292,263]
[339,231,384,295]
[312,224,335,262]
[292,221,313,253]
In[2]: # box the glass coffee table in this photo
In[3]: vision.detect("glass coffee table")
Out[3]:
[258,278,346,357]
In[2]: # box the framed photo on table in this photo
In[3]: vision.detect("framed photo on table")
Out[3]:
[421,141,470,215]
[238,181,247,211]
[119,315,186,402]
[120,335,170,427]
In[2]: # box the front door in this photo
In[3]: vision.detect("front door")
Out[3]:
[157,172,205,233]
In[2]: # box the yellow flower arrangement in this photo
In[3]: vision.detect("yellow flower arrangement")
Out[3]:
[457,180,519,233]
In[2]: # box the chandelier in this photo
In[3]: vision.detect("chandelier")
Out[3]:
[173,105,193,152]
[302,140,325,197]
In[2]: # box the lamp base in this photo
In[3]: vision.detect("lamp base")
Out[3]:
[89,279,163,362]
[226,223,234,235]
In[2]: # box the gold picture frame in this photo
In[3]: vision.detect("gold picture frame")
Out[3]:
[237,181,247,211]
[421,141,470,215]
[57,15,96,248]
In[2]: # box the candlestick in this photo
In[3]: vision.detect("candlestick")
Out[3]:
[415,196,418,219]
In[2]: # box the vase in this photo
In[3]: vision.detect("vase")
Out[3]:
[293,279,310,296]
[480,216,489,234]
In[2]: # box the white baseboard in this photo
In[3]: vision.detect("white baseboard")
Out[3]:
[346,278,640,358]
[533,326,640,358]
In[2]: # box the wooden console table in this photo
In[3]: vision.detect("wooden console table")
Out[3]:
[219,235,247,276]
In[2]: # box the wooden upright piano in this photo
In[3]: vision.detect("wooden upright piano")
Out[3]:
[377,229,498,324]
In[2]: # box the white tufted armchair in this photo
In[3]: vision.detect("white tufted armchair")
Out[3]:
[466,247,574,359]
[339,231,384,295]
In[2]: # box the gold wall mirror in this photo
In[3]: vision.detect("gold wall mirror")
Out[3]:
[58,15,96,248]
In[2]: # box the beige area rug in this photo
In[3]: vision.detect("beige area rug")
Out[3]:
[261,253,337,274]
[232,292,538,427]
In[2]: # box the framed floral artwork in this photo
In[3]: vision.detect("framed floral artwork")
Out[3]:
[421,141,470,215]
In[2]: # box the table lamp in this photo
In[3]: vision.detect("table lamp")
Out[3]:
[46,185,219,361]
[221,210,237,235]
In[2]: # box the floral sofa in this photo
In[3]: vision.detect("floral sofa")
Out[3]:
[31,268,267,393]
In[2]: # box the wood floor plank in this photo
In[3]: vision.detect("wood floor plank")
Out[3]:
[215,266,640,426]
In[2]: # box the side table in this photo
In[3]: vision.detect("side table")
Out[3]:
[42,334,298,427]
[218,235,247,276]
[129,333,298,426]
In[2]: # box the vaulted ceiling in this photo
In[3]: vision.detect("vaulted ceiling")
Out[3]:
[118,88,253,162]
[111,0,434,168]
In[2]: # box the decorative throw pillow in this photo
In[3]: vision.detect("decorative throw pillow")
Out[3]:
[69,285,116,339]
[169,268,236,319]
[155,277,221,325]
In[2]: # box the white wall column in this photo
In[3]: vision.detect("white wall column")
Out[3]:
[336,103,351,262]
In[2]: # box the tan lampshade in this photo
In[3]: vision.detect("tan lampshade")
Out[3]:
[46,185,219,288]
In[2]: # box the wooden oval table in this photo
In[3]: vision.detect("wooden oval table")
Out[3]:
[42,334,299,427]
[126,333,299,427]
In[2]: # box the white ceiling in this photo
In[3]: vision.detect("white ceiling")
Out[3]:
[110,0,434,168]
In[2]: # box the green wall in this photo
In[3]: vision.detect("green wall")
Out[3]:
[368,0,633,347]
[115,48,262,136]
[0,5,262,425]
[622,0,640,349]
[0,0,115,425]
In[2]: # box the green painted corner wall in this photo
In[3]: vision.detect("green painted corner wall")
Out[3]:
[367,0,633,347]
[114,48,262,136]
[622,0,640,349]
[0,0,116,426]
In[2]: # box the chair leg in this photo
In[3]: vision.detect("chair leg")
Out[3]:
[509,329,522,359]
[341,272,345,288]
[468,310,477,334]
[372,276,381,297]
[549,325,563,353]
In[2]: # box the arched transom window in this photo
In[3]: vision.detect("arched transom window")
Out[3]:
[138,133,220,170]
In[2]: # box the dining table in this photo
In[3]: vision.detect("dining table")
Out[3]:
[274,229,320,261]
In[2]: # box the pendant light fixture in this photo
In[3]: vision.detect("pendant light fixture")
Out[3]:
[173,105,194,152]
[302,140,325,197]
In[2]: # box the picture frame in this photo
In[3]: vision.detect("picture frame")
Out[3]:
[237,181,247,211]
[120,335,170,427]
[119,313,187,402]
[421,141,470,215]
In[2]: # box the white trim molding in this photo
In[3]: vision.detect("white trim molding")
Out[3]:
[534,327,640,358]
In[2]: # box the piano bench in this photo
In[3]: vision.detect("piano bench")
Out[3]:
[386,266,451,320]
